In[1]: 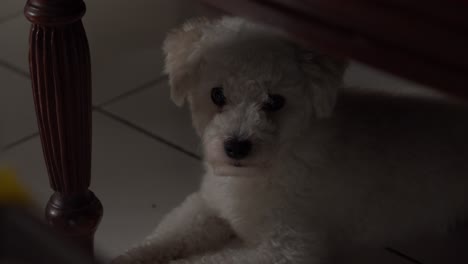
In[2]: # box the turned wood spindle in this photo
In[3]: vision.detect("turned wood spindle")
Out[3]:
[24,0,102,254]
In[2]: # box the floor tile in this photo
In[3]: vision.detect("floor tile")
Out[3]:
[104,79,201,157]
[0,111,203,259]
[0,67,37,147]
[0,0,23,22]
[0,0,210,104]
[0,17,29,73]
[345,61,444,98]
[390,229,468,264]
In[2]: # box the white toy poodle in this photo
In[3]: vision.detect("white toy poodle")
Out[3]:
[112,17,468,264]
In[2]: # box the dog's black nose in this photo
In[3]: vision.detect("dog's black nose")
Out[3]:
[224,138,252,160]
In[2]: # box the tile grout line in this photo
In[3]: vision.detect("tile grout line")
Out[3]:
[1,15,192,162]
[97,75,168,108]
[0,60,30,79]
[1,132,39,152]
[2,106,202,163]
[93,106,201,161]
[385,247,424,264]
[1,73,180,158]
[0,10,24,25]
[1,59,166,109]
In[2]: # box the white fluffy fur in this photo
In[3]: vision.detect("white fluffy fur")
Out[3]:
[112,17,468,264]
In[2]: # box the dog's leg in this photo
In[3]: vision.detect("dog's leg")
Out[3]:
[169,226,323,264]
[111,192,235,264]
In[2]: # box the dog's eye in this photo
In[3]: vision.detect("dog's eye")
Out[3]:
[263,94,285,112]
[211,87,226,107]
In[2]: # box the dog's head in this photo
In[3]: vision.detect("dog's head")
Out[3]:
[163,17,347,176]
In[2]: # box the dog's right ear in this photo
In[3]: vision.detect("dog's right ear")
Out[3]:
[163,18,209,106]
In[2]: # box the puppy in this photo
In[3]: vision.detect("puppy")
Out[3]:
[112,17,468,264]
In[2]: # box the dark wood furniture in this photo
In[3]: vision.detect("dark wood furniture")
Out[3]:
[23,0,467,254]
[202,0,468,99]
[24,0,102,254]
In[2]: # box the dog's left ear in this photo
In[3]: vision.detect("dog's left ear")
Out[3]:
[163,18,209,106]
[298,50,349,118]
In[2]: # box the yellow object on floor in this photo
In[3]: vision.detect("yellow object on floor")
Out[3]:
[0,168,31,206]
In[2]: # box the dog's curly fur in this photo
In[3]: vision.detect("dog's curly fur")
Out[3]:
[112,17,468,264]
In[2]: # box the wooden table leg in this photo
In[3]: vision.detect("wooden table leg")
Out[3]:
[24,0,102,254]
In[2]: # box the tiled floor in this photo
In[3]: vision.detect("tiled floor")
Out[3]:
[0,0,464,263]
